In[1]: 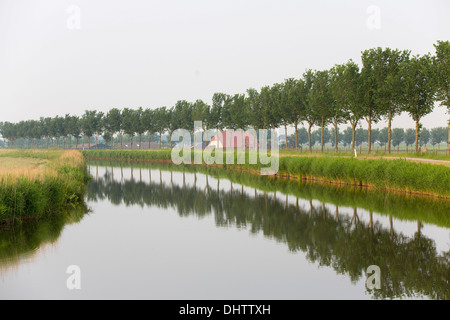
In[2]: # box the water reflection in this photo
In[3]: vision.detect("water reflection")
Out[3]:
[0,206,88,272]
[87,162,449,300]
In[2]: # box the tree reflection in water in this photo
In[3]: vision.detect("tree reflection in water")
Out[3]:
[85,163,449,300]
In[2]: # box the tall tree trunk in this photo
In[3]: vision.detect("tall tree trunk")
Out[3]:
[130,135,133,149]
[308,123,312,152]
[388,109,392,154]
[448,115,450,154]
[367,117,372,154]
[333,121,338,153]
[294,122,298,151]
[63,136,66,150]
[88,136,91,150]
[159,132,162,149]
[415,119,419,153]
[95,135,98,149]
[148,130,152,149]
[284,124,287,150]
[320,117,324,152]
[76,137,79,149]
[351,122,356,152]
[139,134,142,149]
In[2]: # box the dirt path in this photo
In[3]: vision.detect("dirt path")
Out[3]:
[278,153,450,167]
[380,157,450,167]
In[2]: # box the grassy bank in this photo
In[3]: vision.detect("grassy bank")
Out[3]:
[0,150,89,222]
[83,149,450,198]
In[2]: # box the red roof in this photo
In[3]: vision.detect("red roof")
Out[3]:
[210,131,259,148]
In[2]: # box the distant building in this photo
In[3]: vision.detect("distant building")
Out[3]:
[73,143,111,150]
[119,142,161,149]
[207,131,259,149]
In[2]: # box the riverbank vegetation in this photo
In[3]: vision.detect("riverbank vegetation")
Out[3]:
[1,41,449,154]
[83,150,450,198]
[0,150,89,222]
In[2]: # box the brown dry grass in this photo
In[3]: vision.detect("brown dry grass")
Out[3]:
[0,157,50,181]
[0,150,84,182]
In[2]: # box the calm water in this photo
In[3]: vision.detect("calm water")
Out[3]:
[0,161,449,299]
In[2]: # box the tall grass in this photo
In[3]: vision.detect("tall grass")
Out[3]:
[0,150,89,222]
[83,149,450,197]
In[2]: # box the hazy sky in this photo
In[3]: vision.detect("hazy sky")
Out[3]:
[0,0,449,133]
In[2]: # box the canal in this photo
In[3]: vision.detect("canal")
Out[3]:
[0,161,449,299]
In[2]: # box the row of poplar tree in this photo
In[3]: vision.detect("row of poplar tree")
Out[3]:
[1,41,449,153]
[288,126,448,151]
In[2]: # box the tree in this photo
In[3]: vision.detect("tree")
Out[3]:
[192,99,211,133]
[169,102,185,148]
[355,128,368,147]
[419,128,430,147]
[430,127,446,148]
[404,128,416,151]
[391,128,404,148]
[309,70,334,152]
[210,93,226,131]
[133,107,147,149]
[342,127,353,147]
[81,111,98,149]
[247,88,264,132]
[361,50,386,153]
[378,127,389,147]
[399,54,436,152]
[290,79,307,150]
[67,115,81,149]
[433,41,450,152]
[121,108,138,149]
[141,108,154,149]
[93,111,104,149]
[259,86,278,149]
[341,60,363,152]
[153,107,170,148]
[297,127,309,148]
[330,64,350,152]
[371,128,379,147]
[303,70,318,152]
[366,47,410,153]
[104,108,122,149]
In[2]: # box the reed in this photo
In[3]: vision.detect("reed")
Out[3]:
[0,150,89,222]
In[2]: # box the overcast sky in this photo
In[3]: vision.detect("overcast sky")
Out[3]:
[0,0,449,133]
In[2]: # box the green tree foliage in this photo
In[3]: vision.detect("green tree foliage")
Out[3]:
[366,48,410,153]
[391,128,405,147]
[399,54,437,152]
[419,128,430,147]
[433,40,450,151]
[404,128,416,149]
[104,108,122,148]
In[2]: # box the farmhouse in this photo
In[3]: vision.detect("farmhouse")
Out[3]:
[207,131,258,149]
